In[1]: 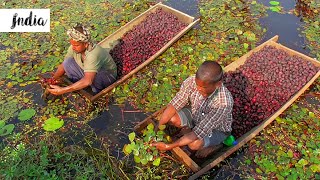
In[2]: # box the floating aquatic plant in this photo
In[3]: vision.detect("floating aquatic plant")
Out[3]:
[0,124,15,136]
[18,108,36,121]
[123,123,168,166]
[269,1,282,12]
[43,117,64,131]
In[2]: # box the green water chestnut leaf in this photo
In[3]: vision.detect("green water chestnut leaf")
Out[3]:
[43,117,64,131]
[269,1,280,5]
[144,134,152,142]
[134,155,141,163]
[123,120,165,166]
[133,149,139,156]
[128,132,135,142]
[0,124,15,136]
[256,168,263,174]
[310,164,320,172]
[157,135,163,141]
[153,149,158,156]
[123,144,132,155]
[153,157,161,166]
[292,104,298,109]
[158,125,166,130]
[244,43,249,49]
[287,149,293,158]
[276,174,284,180]
[0,120,5,129]
[297,159,308,166]
[18,108,36,121]
[147,123,154,131]
[270,6,281,12]
[309,112,315,118]
[146,154,153,161]
[141,158,148,165]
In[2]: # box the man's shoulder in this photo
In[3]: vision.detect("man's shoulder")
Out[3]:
[183,76,196,85]
[86,44,108,59]
[89,44,105,53]
[216,84,234,106]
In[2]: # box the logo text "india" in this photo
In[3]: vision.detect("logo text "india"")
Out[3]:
[11,11,48,29]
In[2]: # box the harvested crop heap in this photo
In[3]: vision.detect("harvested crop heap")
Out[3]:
[224,46,319,138]
[110,8,187,77]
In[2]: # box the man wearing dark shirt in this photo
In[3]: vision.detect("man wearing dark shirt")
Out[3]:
[152,61,234,157]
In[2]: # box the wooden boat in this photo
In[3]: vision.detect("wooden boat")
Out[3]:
[133,35,320,179]
[67,2,199,102]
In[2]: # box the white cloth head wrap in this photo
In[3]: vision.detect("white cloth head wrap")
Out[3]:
[67,25,91,42]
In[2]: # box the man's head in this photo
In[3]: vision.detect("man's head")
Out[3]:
[195,61,223,98]
[67,23,91,53]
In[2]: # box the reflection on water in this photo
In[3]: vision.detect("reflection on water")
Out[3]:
[88,103,150,158]
[164,0,199,18]
[257,0,310,55]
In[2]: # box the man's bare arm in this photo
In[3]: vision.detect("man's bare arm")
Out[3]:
[151,131,198,151]
[48,72,95,95]
[159,104,177,126]
[52,64,65,80]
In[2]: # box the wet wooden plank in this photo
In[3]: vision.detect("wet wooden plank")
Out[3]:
[172,147,201,172]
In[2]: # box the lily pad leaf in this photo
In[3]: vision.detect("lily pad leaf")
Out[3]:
[269,1,280,5]
[18,108,36,121]
[0,124,15,136]
[43,117,64,131]
[0,120,5,129]
[153,157,161,166]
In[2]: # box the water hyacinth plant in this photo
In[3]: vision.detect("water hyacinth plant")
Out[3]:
[123,123,168,166]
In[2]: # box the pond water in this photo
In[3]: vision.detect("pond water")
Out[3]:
[258,0,310,55]
[164,0,200,18]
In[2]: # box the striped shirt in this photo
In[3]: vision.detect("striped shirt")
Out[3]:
[170,76,234,139]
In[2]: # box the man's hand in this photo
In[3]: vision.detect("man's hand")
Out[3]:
[47,85,66,95]
[151,142,172,151]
